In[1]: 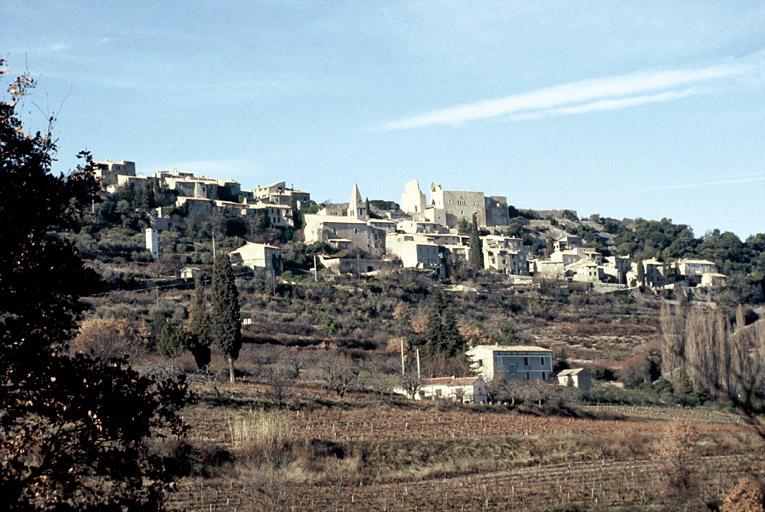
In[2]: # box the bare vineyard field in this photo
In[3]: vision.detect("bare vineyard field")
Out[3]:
[168,453,765,511]
[168,382,765,511]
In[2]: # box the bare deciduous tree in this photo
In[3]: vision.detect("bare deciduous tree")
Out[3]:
[400,372,425,399]
[321,362,360,397]
[72,317,146,359]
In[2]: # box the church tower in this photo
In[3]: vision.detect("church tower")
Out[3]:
[347,184,367,220]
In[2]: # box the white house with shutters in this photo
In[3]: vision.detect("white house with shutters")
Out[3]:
[467,345,554,382]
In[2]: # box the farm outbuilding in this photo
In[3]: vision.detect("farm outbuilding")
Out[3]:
[557,368,592,391]
[400,376,489,404]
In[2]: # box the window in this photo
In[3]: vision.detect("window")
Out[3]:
[540,357,545,366]
[523,357,529,366]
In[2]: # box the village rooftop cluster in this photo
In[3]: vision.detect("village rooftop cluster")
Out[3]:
[97,159,728,295]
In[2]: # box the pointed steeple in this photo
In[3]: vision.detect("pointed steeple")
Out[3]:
[348,184,367,220]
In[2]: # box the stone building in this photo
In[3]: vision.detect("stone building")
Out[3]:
[251,180,311,209]
[304,216,386,257]
[230,242,283,275]
[468,345,554,381]
[482,235,528,275]
[429,183,509,228]
[401,179,427,215]
[94,160,136,186]
[385,233,442,271]
[430,183,488,228]
[414,376,489,404]
[557,368,592,391]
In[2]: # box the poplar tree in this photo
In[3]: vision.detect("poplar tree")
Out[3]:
[469,214,484,271]
[211,253,241,382]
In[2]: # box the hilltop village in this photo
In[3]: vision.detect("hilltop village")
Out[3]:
[96,159,729,292]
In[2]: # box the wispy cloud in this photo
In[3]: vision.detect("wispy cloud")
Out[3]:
[508,89,697,121]
[381,53,762,130]
[638,174,765,192]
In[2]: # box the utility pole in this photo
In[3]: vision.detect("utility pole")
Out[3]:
[212,232,216,260]
[416,348,421,379]
[400,339,405,375]
[313,254,318,282]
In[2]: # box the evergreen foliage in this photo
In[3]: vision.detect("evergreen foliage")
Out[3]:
[469,214,483,271]
[636,260,646,286]
[211,253,242,382]
[423,289,466,359]
[187,277,212,368]
[0,62,187,510]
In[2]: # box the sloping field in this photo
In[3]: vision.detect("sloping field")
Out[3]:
[167,383,765,511]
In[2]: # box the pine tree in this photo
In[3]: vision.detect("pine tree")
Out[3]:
[211,253,242,382]
[469,214,483,271]
[637,260,646,287]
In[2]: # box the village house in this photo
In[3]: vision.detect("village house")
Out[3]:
[304,185,386,257]
[94,160,136,186]
[385,233,442,271]
[176,196,214,215]
[636,258,666,288]
[677,258,718,277]
[229,242,283,275]
[318,255,397,275]
[564,258,603,283]
[367,219,398,233]
[157,170,241,201]
[677,258,725,287]
[700,272,728,288]
[304,216,386,257]
[154,169,241,201]
[468,345,554,381]
[111,173,155,192]
[415,376,489,404]
[245,203,293,228]
[421,233,470,246]
[316,203,348,216]
[482,235,528,275]
[557,368,592,391]
[397,219,449,234]
[603,255,631,284]
[553,235,582,252]
[530,259,565,279]
[251,180,311,209]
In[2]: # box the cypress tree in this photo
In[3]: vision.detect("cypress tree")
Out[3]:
[188,277,211,368]
[469,214,483,271]
[637,260,646,287]
[424,289,447,354]
[211,253,241,382]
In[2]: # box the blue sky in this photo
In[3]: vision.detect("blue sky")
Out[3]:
[4,1,765,237]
